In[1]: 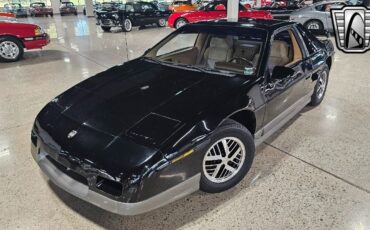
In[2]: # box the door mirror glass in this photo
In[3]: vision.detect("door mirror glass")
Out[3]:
[271,66,295,80]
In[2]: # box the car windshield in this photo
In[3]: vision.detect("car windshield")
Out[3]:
[31,3,46,7]
[62,2,74,7]
[9,4,21,9]
[144,25,267,76]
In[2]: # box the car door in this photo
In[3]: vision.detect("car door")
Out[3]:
[131,3,146,26]
[150,3,163,22]
[140,2,156,24]
[262,27,309,130]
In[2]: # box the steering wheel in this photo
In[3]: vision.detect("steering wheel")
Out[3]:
[228,57,254,67]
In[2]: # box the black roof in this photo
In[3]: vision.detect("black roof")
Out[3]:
[191,18,294,31]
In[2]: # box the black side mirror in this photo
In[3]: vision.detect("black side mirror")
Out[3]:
[271,66,295,80]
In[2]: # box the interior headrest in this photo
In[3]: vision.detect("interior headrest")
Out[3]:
[210,37,231,48]
[270,40,289,58]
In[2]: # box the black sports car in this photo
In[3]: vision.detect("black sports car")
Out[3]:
[31,19,334,215]
[96,1,171,32]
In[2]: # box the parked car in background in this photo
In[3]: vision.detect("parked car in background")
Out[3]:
[256,0,305,20]
[31,19,334,215]
[290,0,349,30]
[60,2,78,16]
[99,2,123,12]
[168,0,189,11]
[0,12,16,18]
[30,2,53,17]
[96,1,171,32]
[168,0,273,29]
[240,0,255,8]
[3,3,28,18]
[0,21,49,62]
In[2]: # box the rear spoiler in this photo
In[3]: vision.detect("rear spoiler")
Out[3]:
[308,29,330,38]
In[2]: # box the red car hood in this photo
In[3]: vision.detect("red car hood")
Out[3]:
[0,21,38,29]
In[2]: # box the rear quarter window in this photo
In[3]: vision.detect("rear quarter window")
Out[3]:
[296,24,323,54]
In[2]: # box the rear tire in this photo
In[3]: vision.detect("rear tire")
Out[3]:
[304,19,323,30]
[101,26,111,32]
[0,36,24,62]
[309,65,329,106]
[50,13,53,17]
[175,18,188,29]
[200,119,255,193]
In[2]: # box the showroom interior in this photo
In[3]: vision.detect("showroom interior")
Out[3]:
[1,0,370,229]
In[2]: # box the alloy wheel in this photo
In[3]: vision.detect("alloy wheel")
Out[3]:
[316,71,327,99]
[202,137,246,183]
[0,41,19,60]
[158,18,166,27]
[175,19,187,29]
[124,19,132,31]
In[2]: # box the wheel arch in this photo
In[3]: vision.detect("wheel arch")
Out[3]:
[326,56,332,70]
[304,19,324,29]
[0,34,25,48]
[227,109,256,135]
[174,17,188,26]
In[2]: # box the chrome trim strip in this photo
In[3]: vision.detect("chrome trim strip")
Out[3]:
[32,149,200,215]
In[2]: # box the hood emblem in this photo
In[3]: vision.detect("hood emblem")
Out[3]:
[67,130,78,139]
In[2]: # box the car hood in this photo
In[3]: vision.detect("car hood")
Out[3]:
[35,59,247,174]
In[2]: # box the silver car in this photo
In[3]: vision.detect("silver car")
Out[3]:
[290,0,350,31]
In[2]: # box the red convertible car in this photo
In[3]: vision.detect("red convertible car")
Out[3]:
[0,21,49,62]
[168,0,273,29]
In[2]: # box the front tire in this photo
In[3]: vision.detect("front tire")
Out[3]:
[175,18,188,29]
[0,36,24,62]
[122,18,132,32]
[309,65,329,106]
[304,19,323,30]
[200,119,255,193]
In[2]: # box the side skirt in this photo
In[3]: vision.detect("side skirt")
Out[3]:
[254,91,313,147]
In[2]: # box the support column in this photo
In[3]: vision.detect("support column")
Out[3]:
[50,0,61,15]
[227,0,239,22]
[85,0,94,17]
[256,0,262,7]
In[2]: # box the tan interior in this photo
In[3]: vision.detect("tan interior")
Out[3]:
[286,30,303,66]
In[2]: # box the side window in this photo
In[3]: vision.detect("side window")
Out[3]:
[125,4,134,12]
[133,3,141,12]
[141,3,154,12]
[296,24,323,54]
[268,29,303,71]
[156,33,198,57]
[316,2,344,12]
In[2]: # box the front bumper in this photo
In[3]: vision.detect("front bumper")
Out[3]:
[31,142,200,215]
[23,33,50,50]
[98,19,122,27]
